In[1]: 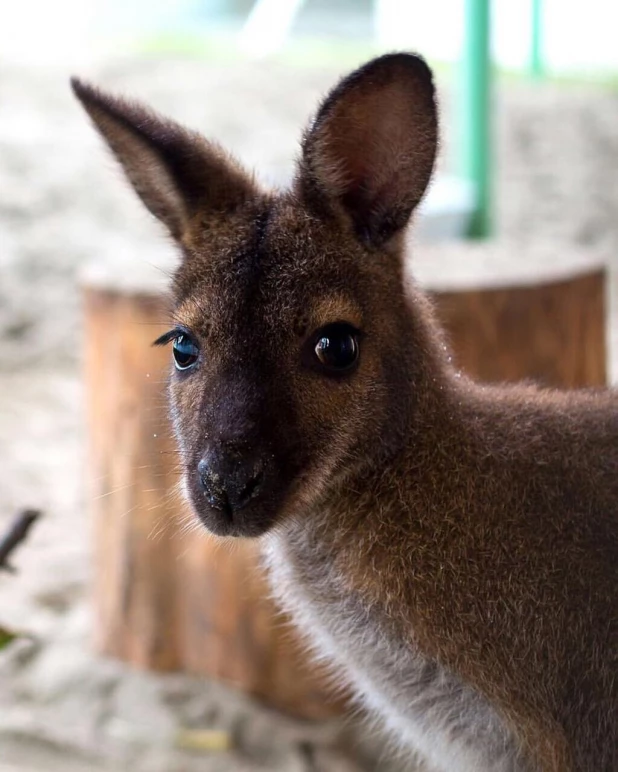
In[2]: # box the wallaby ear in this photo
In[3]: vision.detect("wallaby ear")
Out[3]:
[298,53,438,248]
[71,78,258,241]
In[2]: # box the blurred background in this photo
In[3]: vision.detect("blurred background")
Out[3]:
[1,2,617,771]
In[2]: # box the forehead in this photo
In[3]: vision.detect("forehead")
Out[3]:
[174,198,365,333]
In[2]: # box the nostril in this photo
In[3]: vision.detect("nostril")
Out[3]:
[197,454,266,514]
[216,491,233,518]
[238,469,264,506]
[197,459,232,516]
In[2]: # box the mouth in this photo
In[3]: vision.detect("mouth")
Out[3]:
[192,504,274,538]
[186,475,285,538]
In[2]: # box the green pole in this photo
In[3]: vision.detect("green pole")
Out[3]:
[530,0,544,79]
[460,0,492,238]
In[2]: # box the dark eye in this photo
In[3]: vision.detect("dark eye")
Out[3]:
[172,334,199,371]
[313,323,359,373]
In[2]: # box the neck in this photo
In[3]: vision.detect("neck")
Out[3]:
[372,284,463,470]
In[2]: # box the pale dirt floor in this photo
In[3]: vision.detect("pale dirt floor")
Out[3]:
[1,57,617,771]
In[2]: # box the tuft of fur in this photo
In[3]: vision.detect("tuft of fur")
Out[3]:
[74,53,617,772]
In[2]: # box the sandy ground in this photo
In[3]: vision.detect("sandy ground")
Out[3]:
[1,57,617,771]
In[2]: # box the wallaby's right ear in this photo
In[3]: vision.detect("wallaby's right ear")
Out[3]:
[71,79,257,241]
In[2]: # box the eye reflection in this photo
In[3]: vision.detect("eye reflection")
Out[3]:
[172,334,199,370]
[313,323,359,372]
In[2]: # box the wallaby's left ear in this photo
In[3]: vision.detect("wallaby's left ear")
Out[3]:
[298,53,438,248]
[71,78,258,241]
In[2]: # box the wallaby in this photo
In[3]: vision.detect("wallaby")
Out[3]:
[73,54,617,772]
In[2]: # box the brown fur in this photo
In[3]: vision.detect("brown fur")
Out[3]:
[73,54,617,771]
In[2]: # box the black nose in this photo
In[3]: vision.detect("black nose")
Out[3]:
[197,450,266,515]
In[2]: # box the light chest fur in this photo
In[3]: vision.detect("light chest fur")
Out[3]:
[264,527,533,772]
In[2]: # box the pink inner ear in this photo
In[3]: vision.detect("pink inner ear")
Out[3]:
[302,54,437,244]
[315,80,425,202]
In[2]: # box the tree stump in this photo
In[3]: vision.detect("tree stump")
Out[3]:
[416,242,606,387]
[83,242,606,720]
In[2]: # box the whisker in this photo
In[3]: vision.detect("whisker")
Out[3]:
[91,482,136,500]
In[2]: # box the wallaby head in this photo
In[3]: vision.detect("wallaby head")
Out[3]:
[73,54,440,538]
[75,55,618,771]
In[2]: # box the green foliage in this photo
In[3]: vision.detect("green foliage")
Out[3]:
[0,625,17,651]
